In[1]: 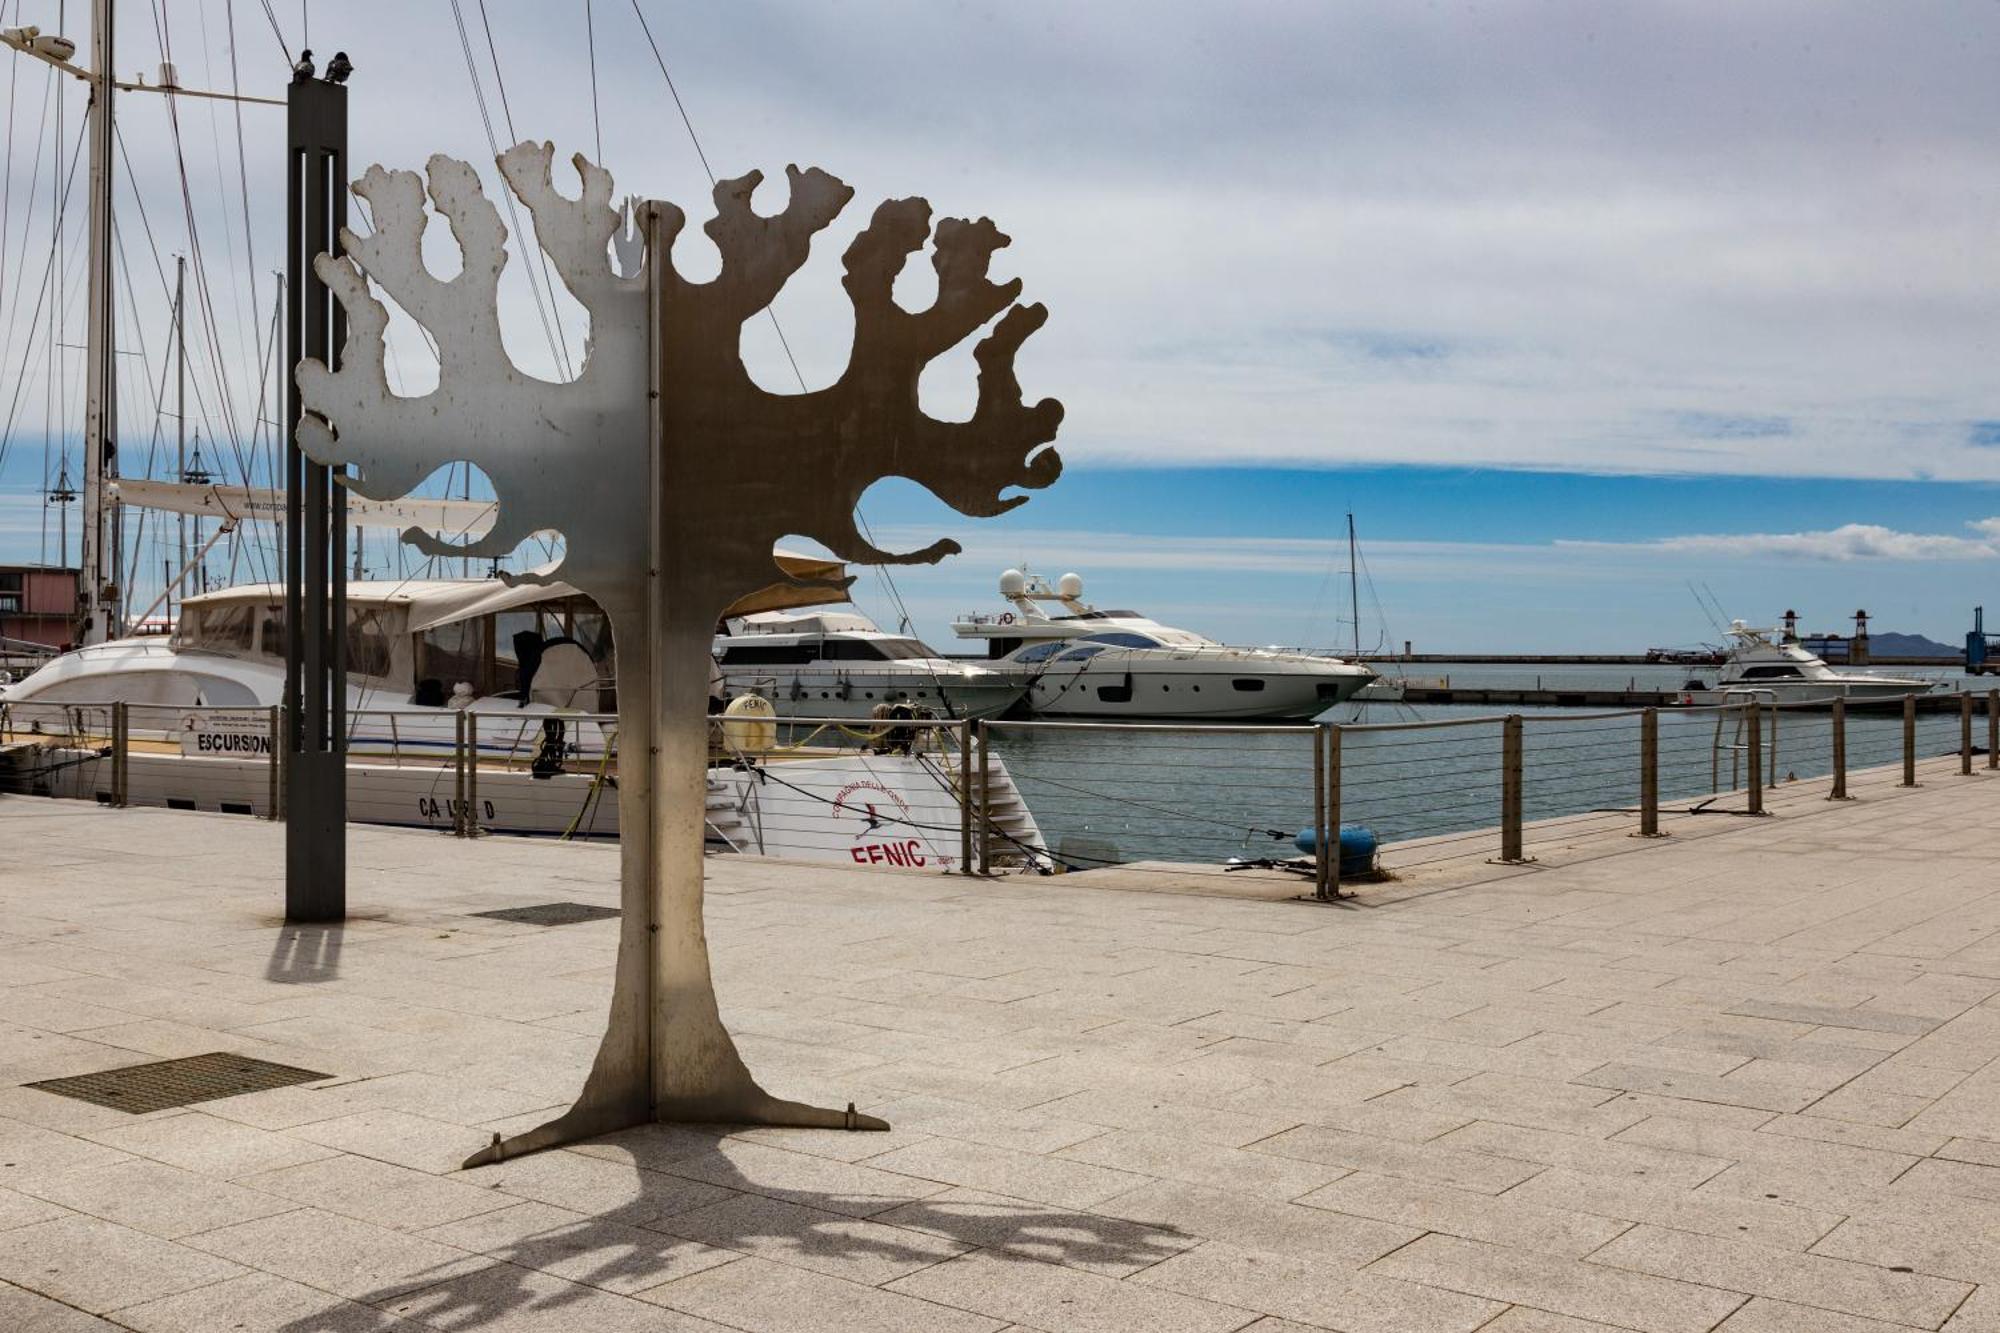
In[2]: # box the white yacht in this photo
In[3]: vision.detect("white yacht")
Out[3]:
[715,610,1024,720]
[951,570,1374,721]
[1681,621,1942,706]
[0,576,1046,871]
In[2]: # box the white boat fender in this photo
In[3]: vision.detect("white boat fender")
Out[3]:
[722,694,778,755]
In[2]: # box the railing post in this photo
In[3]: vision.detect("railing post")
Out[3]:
[1498,714,1526,862]
[267,704,282,819]
[1961,693,1974,777]
[111,702,128,808]
[453,710,468,835]
[1829,696,1850,800]
[958,720,973,876]
[1989,690,1998,771]
[1745,701,1764,815]
[1638,708,1662,837]
[465,712,480,835]
[1901,693,1919,788]
[976,719,992,875]
[1324,723,1344,898]
[1311,723,1328,898]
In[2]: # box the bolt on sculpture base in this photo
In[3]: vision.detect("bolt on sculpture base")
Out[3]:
[295,144,1063,1165]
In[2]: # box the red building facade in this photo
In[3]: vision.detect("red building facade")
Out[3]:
[0,565,80,650]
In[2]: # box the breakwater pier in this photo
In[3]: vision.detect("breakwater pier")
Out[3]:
[1,740,1998,1330]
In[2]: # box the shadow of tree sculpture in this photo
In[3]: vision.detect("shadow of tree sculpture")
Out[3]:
[275,1126,1190,1331]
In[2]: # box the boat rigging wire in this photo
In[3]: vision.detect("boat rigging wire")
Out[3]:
[452,0,575,383]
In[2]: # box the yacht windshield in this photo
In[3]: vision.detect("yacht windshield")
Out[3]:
[1082,631,1162,649]
[1739,664,1804,680]
[1012,641,1068,664]
[1056,644,1106,662]
[819,637,937,662]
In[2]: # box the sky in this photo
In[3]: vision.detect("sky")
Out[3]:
[1,1,1997,651]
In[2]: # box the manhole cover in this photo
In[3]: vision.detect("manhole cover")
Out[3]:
[471,902,622,927]
[25,1052,334,1114]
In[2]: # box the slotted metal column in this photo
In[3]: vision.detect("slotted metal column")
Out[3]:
[284,71,349,922]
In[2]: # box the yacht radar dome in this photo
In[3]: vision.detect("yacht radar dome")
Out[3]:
[999,569,1027,597]
[1057,572,1083,599]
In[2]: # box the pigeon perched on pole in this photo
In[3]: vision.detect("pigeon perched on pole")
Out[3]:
[324,51,352,84]
[291,48,314,82]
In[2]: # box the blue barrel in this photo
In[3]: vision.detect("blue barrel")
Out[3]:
[1294,824,1378,876]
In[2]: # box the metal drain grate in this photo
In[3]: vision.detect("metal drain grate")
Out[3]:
[471,901,622,927]
[25,1052,334,1114]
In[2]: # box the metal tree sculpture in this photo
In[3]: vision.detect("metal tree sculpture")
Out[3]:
[298,142,1063,1165]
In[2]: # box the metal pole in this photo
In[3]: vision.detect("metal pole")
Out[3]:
[976,719,992,875]
[454,711,468,836]
[1311,722,1328,898]
[1325,723,1343,898]
[1901,693,1919,788]
[1499,714,1524,862]
[1961,693,1974,777]
[1829,696,1849,800]
[284,67,349,920]
[1638,707,1661,836]
[267,704,281,819]
[79,0,120,646]
[1745,701,1764,815]
[111,701,127,807]
[958,720,972,875]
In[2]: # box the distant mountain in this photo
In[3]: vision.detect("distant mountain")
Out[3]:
[1868,631,1958,657]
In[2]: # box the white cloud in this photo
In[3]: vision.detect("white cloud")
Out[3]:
[1562,518,2000,561]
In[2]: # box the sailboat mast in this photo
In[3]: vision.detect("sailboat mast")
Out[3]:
[79,0,118,644]
[1347,511,1359,659]
[175,254,187,580]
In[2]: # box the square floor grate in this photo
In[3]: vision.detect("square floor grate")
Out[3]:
[471,901,622,927]
[25,1052,334,1114]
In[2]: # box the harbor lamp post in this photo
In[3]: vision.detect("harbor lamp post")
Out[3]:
[284,52,352,922]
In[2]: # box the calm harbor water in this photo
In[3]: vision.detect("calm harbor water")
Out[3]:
[986,661,1983,870]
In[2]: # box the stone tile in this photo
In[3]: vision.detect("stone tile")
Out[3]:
[287,1109,495,1174]
[1058,1128,1344,1199]
[18,1157,296,1240]
[1435,1119,1731,1188]
[1365,1233,1747,1333]
[111,1271,418,1332]
[664,1138,948,1217]
[84,1113,336,1179]
[1135,1240,1505,1332]
[1097,1177,1416,1268]
[875,1186,1200,1277]
[861,1136,1150,1210]
[866,1094,1108,1154]
[0,1120,133,1191]
[1250,1123,1547,1194]
[0,1279,121,1330]
[465,1147,736,1223]
[1574,1064,1816,1113]
[1299,1170,1630,1258]
[1508,1166,1840,1251]
[0,1188,69,1232]
[186,1207,486,1301]
[1478,1310,1640,1332]
[1715,1296,1927,1331]
[420,1200,738,1296]
[1594,1224,1969,1325]
[1728,1001,1940,1036]
[0,1215,243,1314]
[378,1261,721,1332]
[643,1255,1005,1332]
[653,1189,968,1285]
[241,1154,513,1232]
[888,1248,1257,1333]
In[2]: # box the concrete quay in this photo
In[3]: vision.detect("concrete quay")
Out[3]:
[0,754,1998,1331]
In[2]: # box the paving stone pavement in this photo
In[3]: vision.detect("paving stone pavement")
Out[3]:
[0,753,1996,1332]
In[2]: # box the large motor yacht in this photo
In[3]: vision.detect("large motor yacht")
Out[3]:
[1681,621,1942,706]
[950,569,1374,721]
[714,610,1024,720]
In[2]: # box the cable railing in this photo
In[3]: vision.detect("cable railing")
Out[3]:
[5,692,1995,889]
